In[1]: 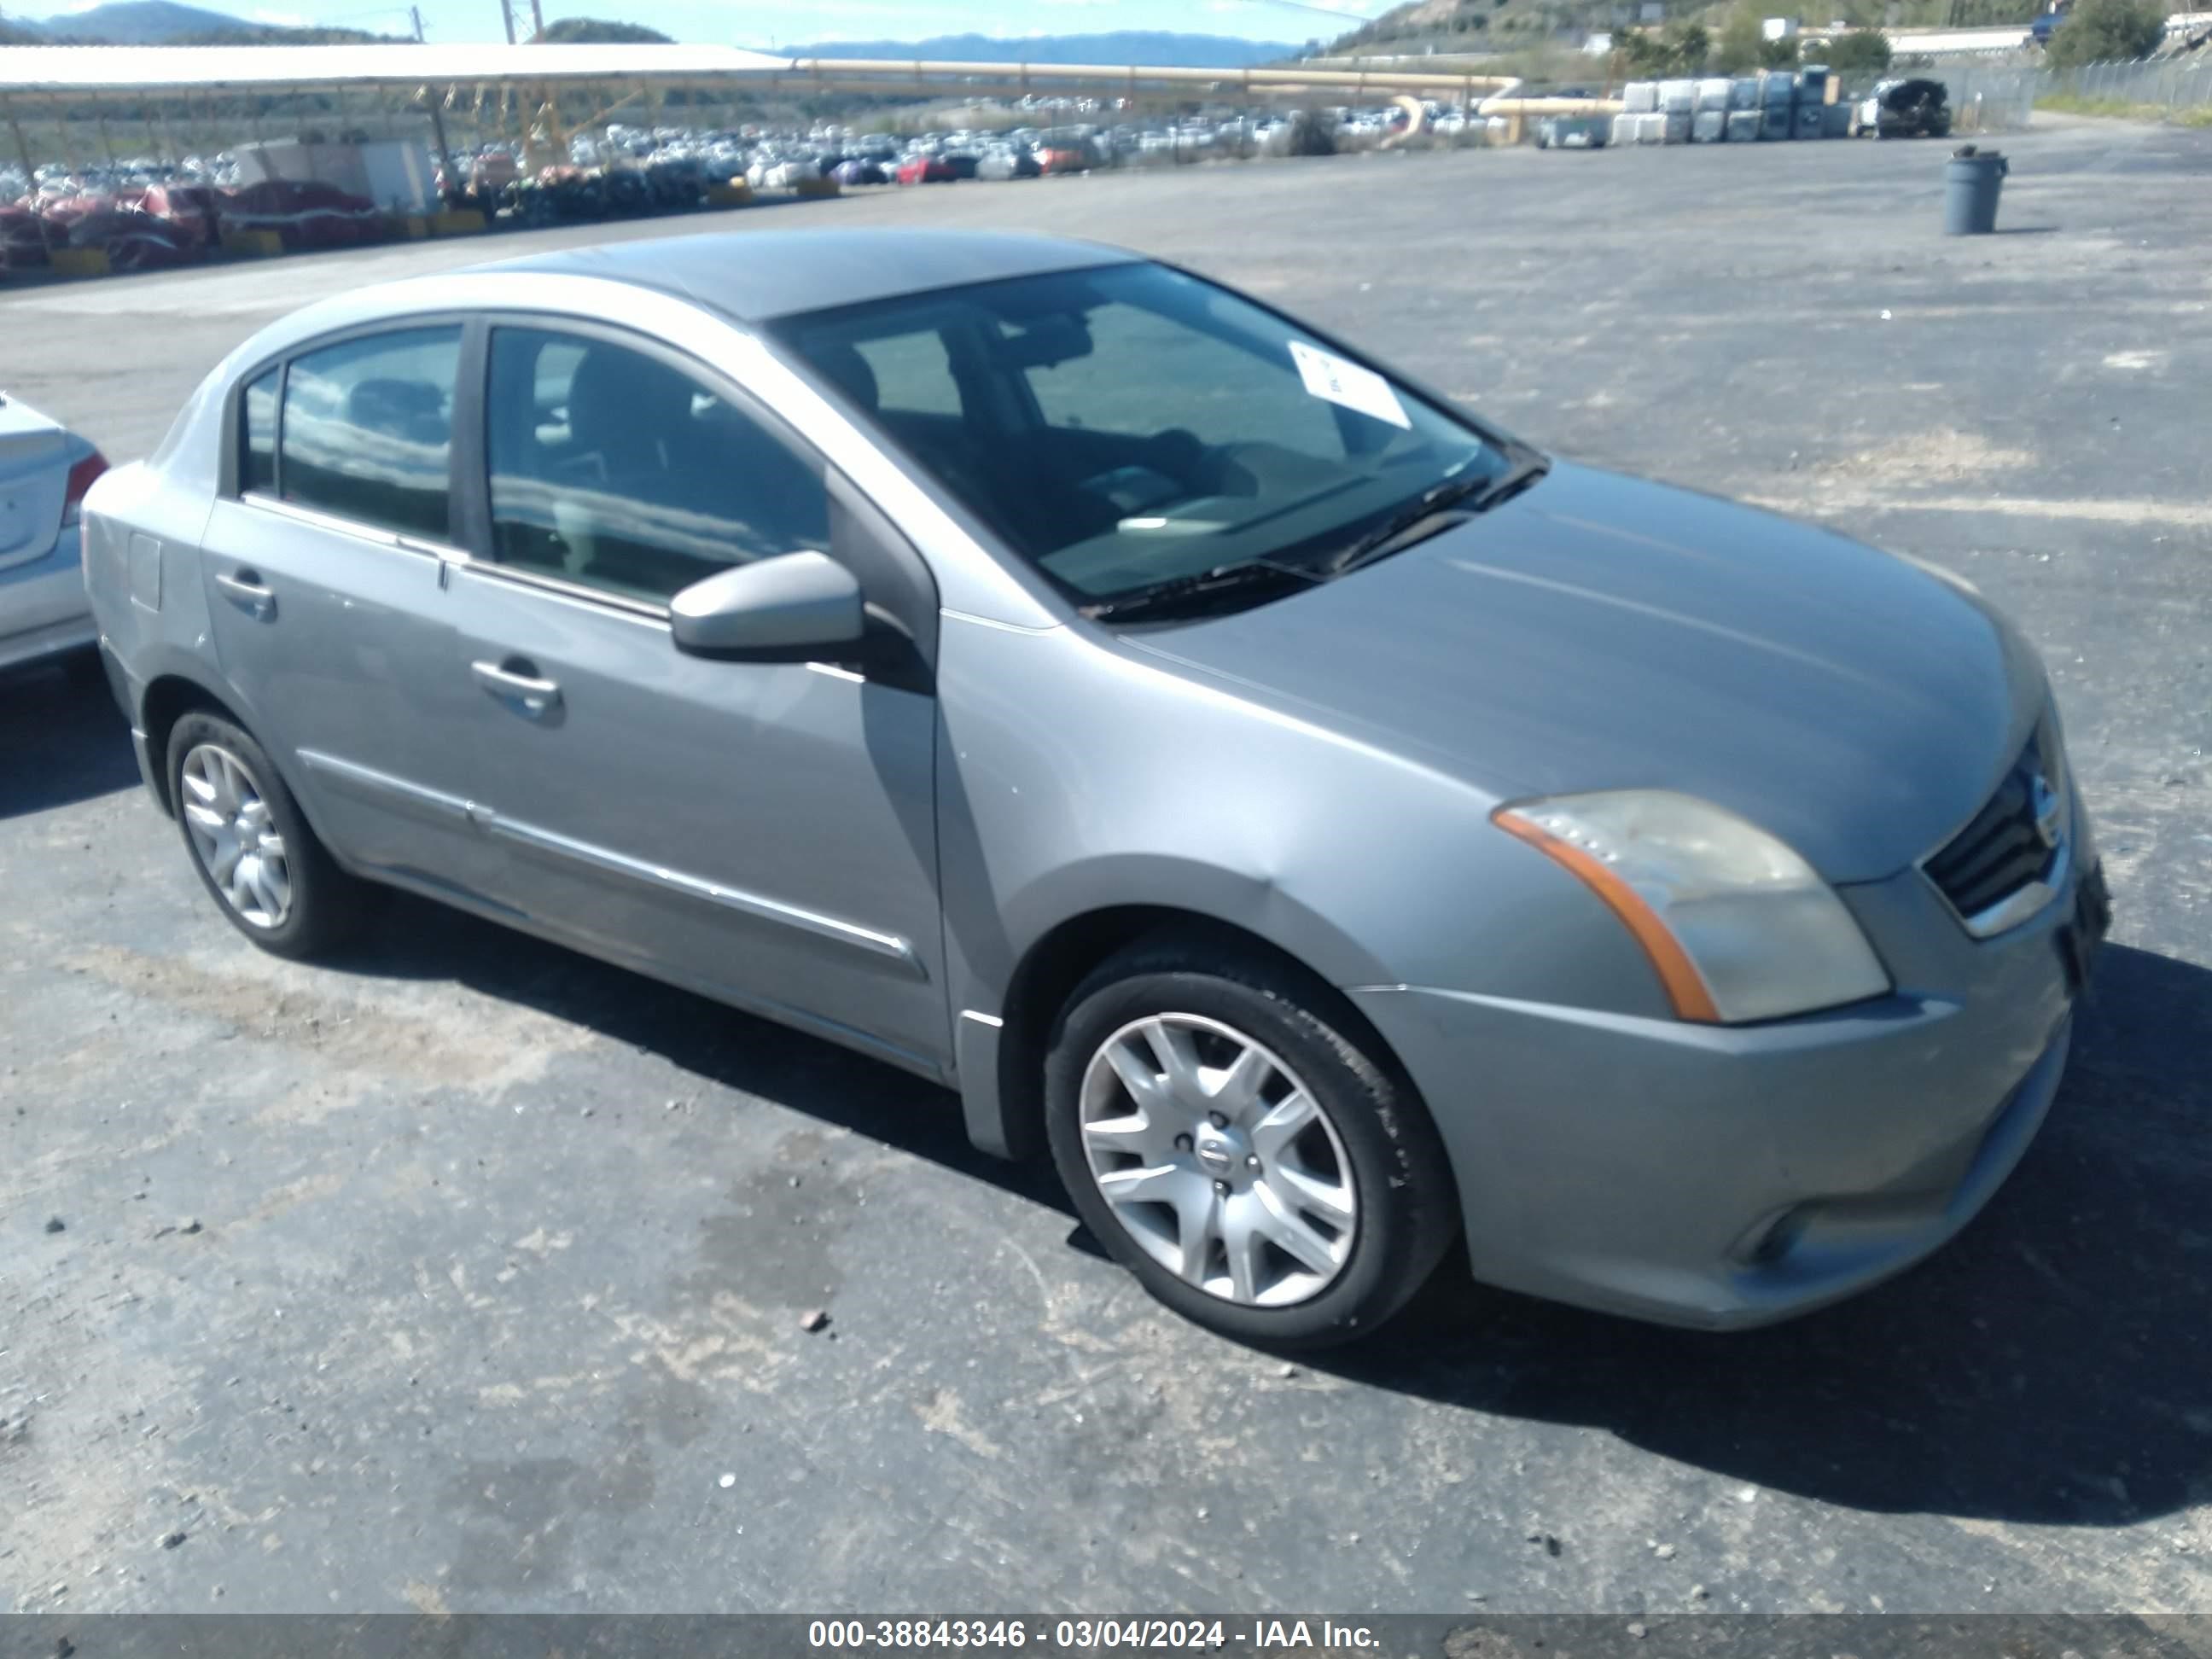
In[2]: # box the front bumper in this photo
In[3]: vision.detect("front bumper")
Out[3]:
[1353,853,2104,1330]
[0,523,95,673]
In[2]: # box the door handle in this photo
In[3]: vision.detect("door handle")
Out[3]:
[472,657,562,718]
[214,569,276,620]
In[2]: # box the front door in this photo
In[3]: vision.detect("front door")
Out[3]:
[198,324,493,901]
[442,322,948,1073]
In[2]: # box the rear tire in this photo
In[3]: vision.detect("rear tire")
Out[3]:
[166,712,364,960]
[1045,937,1458,1349]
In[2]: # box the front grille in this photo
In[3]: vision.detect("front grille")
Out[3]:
[1925,727,2064,923]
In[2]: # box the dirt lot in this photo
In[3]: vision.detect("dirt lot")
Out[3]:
[3,124,2210,1616]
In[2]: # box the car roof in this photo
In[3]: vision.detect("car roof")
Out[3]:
[475,228,1139,324]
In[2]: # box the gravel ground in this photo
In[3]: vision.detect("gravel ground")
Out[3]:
[3,122,2210,1617]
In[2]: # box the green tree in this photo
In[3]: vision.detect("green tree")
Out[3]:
[1664,20,1712,70]
[536,16,675,43]
[1760,32,1802,65]
[1614,26,1708,76]
[1284,108,1338,154]
[1712,8,1767,71]
[1611,28,1670,74]
[1824,28,1895,72]
[2042,0,2166,64]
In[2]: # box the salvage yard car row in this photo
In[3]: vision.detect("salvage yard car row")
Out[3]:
[0,96,1508,282]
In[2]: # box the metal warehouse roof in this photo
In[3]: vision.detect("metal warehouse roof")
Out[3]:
[0,42,793,93]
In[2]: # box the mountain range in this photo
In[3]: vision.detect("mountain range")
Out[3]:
[2,9,1305,62]
[5,0,399,43]
[769,32,1306,68]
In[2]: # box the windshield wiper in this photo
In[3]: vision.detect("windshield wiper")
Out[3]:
[1080,559,1322,624]
[1320,454,1551,577]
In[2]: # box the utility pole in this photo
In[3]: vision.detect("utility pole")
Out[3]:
[498,0,515,44]
[410,3,424,38]
[526,0,548,172]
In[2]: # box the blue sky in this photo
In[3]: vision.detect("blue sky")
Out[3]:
[138,0,1387,46]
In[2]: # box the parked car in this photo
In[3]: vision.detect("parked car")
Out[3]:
[976,145,1042,181]
[830,159,887,187]
[748,157,821,191]
[84,229,2107,1348]
[895,154,955,185]
[1035,133,1097,173]
[1854,78,1953,138]
[1535,114,1610,148]
[2,392,107,676]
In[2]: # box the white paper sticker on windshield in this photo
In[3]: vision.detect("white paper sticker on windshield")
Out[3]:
[1288,341,1411,430]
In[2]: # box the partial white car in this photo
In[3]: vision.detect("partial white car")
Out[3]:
[1,391,108,675]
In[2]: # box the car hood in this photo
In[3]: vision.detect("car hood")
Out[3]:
[1124,462,2041,885]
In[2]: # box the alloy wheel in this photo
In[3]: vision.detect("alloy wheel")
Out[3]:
[1077,1012,1357,1307]
[179,742,293,929]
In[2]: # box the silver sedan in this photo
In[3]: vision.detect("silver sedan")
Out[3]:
[82,229,2107,1348]
[2,391,108,676]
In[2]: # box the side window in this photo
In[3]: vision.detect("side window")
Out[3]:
[278,325,460,540]
[241,366,278,495]
[486,328,830,604]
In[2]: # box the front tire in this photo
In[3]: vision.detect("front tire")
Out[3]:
[1045,939,1458,1349]
[166,712,364,959]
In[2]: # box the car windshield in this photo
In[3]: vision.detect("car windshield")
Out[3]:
[772,261,1522,605]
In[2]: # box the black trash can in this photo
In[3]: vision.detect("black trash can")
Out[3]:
[1944,146,2007,236]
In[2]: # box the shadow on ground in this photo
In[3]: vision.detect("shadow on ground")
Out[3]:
[1327,940,2212,1530]
[0,657,140,818]
[328,878,2212,1534]
[332,889,1074,1217]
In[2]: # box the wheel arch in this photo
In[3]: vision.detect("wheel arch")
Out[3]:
[137,672,249,818]
[975,902,1420,1164]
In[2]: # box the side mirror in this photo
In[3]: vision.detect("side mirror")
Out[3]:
[669,550,864,659]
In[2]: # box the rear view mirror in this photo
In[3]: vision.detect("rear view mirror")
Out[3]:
[670,550,864,658]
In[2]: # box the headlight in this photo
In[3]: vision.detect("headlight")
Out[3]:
[1492,790,1891,1024]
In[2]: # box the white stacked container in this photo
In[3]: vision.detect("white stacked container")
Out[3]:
[1726,108,1764,141]
[1636,112,1668,144]
[1621,81,1660,114]
[1696,78,1735,113]
[1658,79,1697,114]
[1611,113,1639,147]
[1692,109,1729,143]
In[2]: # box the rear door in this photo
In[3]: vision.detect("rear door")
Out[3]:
[441,320,949,1073]
[198,323,494,899]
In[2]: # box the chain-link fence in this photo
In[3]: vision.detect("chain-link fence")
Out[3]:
[2038,54,2212,114]
[1909,61,2043,131]
[1830,51,2212,136]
